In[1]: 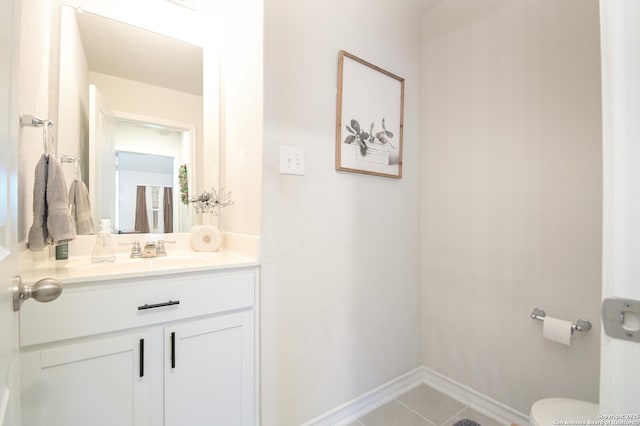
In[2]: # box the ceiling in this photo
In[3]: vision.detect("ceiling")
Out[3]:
[76,11,203,96]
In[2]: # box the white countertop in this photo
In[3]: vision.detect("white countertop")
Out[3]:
[20,250,258,285]
[18,232,261,285]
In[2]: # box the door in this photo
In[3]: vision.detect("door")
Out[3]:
[89,84,115,227]
[164,311,255,426]
[20,332,152,426]
[599,0,640,412]
[0,0,21,424]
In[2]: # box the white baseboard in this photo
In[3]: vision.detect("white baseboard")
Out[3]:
[302,366,530,426]
[421,366,530,426]
[301,367,425,426]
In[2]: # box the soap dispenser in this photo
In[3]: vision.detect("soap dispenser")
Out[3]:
[92,219,116,263]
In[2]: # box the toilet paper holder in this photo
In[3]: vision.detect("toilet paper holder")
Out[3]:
[531,308,592,333]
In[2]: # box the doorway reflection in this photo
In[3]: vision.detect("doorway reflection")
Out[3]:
[113,120,191,233]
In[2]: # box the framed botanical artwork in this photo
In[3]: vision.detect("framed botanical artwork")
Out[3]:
[335,50,405,179]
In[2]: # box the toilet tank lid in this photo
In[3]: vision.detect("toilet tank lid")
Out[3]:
[531,398,599,425]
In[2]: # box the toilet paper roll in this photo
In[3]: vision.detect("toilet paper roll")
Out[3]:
[543,317,572,346]
[190,225,222,252]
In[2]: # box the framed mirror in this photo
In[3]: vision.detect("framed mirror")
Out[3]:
[56,4,213,234]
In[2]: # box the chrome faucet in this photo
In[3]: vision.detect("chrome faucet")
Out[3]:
[156,239,176,257]
[121,239,175,258]
[142,241,157,258]
[120,241,143,258]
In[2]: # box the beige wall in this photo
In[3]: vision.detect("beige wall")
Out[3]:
[218,0,263,236]
[262,0,422,424]
[57,5,89,185]
[88,73,203,140]
[419,0,602,415]
[17,0,54,244]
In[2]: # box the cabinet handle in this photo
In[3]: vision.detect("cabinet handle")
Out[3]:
[171,332,176,369]
[137,300,180,311]
[139,339,144,378]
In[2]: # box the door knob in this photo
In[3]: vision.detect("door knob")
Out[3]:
[12,276,63,312]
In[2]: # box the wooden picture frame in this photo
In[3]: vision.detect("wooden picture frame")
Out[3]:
[335,50,405,179]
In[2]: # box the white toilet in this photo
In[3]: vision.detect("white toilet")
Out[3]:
[530,398,599,426]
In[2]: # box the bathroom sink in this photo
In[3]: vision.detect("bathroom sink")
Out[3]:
[130,253,214,268]
[21,234,259,286]
[33,251,220,278]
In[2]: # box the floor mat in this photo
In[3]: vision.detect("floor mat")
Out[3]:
[453,420,482,426]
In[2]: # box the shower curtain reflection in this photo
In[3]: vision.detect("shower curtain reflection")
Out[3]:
[132,185,175,234]
[134,185,150,233]
[164,187,173,233]
[117,151,175,234]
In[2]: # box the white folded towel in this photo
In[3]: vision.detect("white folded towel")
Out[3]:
[27,154,49,251]
[69,179,95,234]
[46,156,75,244]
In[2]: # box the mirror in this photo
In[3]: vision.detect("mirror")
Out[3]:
[56,4,212,234]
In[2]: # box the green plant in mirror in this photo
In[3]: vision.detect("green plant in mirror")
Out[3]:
[179,164,189,205]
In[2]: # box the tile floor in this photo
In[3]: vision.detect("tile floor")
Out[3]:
[348,384,506,426]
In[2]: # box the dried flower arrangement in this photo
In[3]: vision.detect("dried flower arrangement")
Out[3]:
[190,187,234,215]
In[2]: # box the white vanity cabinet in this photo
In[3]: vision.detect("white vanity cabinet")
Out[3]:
[20,330,153,426]
[19,267,258,426]
[164,311,254,426]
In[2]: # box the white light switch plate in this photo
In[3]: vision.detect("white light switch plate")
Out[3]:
[280,146,305,175]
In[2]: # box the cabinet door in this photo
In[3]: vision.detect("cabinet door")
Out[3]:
[164,310,254,426]
[21,332,151,426]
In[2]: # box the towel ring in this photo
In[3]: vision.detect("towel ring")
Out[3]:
[20,113,55,155]
[61,154,81,180]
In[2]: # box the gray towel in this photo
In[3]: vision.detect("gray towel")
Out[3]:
[46,156,75,244]
[69,179,95,235]
[28,154,49,251]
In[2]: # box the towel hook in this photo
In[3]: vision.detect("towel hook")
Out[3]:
[20,113,55,155]
[60,154,81,180]
[20,113,52,128]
